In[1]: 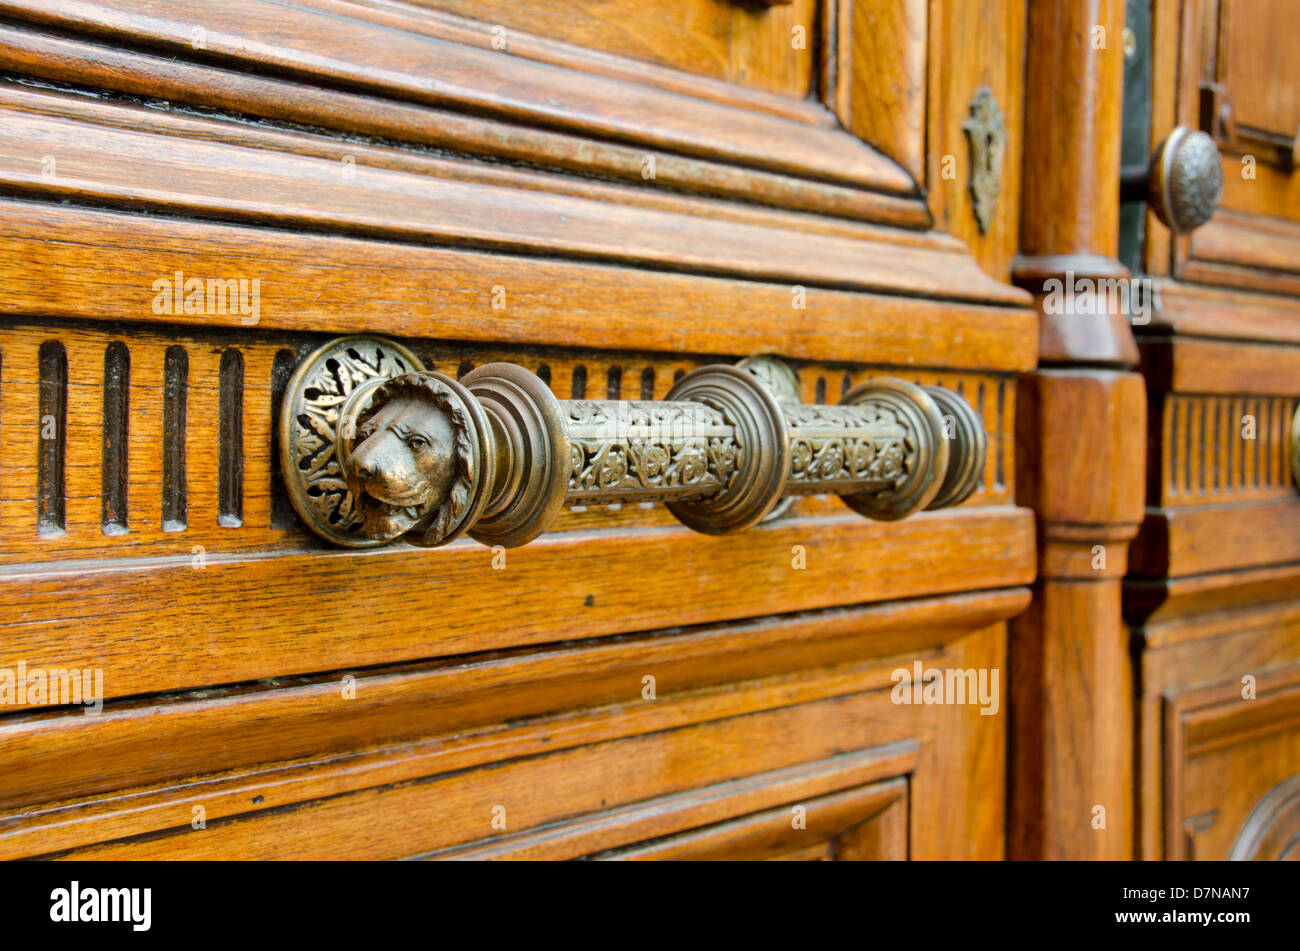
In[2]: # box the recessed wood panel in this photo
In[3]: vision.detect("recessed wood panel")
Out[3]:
[419,0,817,98]
[1165,678,1300,860]
[828,0,927,181]
[0,621,1012,859]
[1218,0,1300,152]
[0,0,924,218]
[588,777,909,860]
[1128,575,1300,859]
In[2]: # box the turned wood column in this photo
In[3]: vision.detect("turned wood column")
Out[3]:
[1009,0,1145,859]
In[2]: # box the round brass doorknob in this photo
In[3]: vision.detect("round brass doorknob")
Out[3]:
[280,338,989,549]
[1121,126,1224,233]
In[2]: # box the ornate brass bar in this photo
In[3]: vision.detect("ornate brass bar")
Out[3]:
[281,337,987,549]
[563,399,738,506]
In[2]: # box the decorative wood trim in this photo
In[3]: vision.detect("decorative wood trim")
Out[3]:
[1128,580,1300,859]
[1157,670,1300,860]
[0,508,1035,708]
[0,589,1021,818]
[1189,209,1300,275]
[0,651,936,858]
[1126,562,1300,645]
[1185,682,1300,758]
[0,202,1037,371]
[1130,500,1300,577]
[0,84,1024,306]
[1145,579,1300,662]
[1180,259,1300,298]
[1149,393,1299,507]
[1227,775,1300,860]
[1139,337,1300,396]
[1182,209,1300,296]
[1148,279,1300,345]
[585,777,908,860]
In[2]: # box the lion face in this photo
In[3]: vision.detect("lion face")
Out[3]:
[346,394,458,538]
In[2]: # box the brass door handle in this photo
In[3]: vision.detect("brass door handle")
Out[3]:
[1119,126,1223,233]
[281,337,986,549]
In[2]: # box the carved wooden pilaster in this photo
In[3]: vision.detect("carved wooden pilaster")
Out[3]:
[1009,0,1144,860]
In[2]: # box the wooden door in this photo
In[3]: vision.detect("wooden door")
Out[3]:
[1121,0,1300,861]
[0,0,1037,860]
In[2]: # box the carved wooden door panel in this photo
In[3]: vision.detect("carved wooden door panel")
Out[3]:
[0,0,1034,859]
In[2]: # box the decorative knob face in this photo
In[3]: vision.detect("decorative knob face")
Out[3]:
[338,372,489,547]
[1149,126,1223,233]
[279,336,426,547]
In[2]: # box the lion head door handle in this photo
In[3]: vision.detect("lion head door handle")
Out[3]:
[280,337,987,549]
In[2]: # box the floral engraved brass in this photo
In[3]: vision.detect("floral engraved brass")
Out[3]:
[565,400,736,506]
[784,404,910,494]
[963,86,1006,234]
[279,337,989,548]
